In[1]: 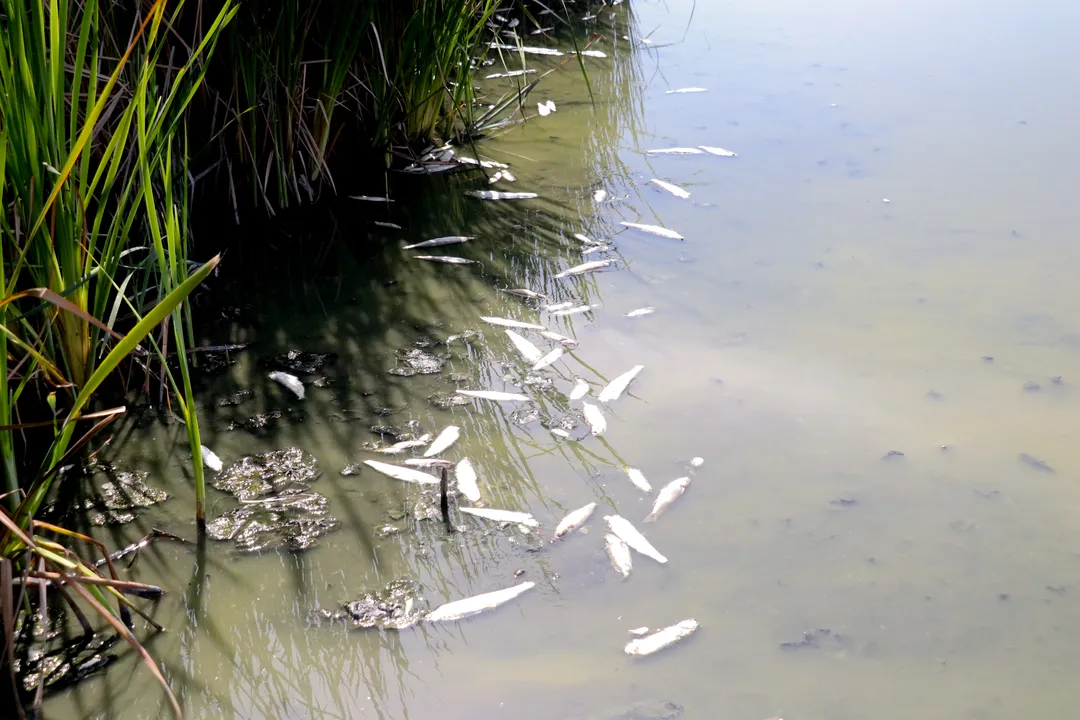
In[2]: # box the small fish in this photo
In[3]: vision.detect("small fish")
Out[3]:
[531,347,565,372]
[501,288,549,300]
[582,402,607,435]
[699,145,737,157]
[645,477,691,522]
[605,534,633,578]
[426,581,535,622]
[598,365,644,403]
[1019,453,1054,472]
[530,26,554,35]
[605,515,667,563]
[665,87,708,93]
[577,49,607,58]
[551,428,571,438]
[349,195,394,202]
[391,434,432,450]
[624,619,699,657]
[689,457,704,468]
[593,189,608,202]
[404,458,455,468]
[459,507,539,527]
[545,301,577,312]
[456,156,510,169]
[465,190,538,201]
[501,170,517,182]
[268,371,305,399]
[488,171,503,184]
[620,222,684,240]
[649,178,691,199]
[581,245,612,256]
[646,147,704,155]
[537,100,557,116]
[363,460,440,485]
[413,255,475,264]
[489,43,565,56]
[455,458,481,502]
[626,307,655,317]
[373,221,403,229]
[568,378,589,400]
[540,330,579,346]
[200,446,223,473]
[553,502,597,539]
[625,467,652,493]
[481,316,546,330]
[457,389,530,402]
[629,627,651,638]
[573,233,592,244]
[425,426,461,457]
[485,69,537,79]
[551,304,599,317]
[506,329,544,363]
[554,259,615,278]
[403,236,473,249]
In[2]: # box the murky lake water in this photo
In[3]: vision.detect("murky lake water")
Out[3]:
[48,0,1080,717]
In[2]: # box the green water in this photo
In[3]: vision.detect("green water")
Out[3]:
[46,0,1080,718]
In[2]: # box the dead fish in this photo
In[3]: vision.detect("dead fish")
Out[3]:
[594,189,608,202]
[200,446,223,473]
[645,477,690,522]
[582,245,612,256]
[459,507,539,527]
[349,195,394,202]
[699,145,737,157]
[598,365,644,403]
[456,156,510,169]
[391,434,432,450]
[413,255,475,264]
[456,389,530,402]
[363,460,440,485]
[403,236,473,249]
[481,316,546,330]
[426,581,535,622]
[629,627,651,637]
[465,190,538,201]
[689,457,704,468]
[531,347,565,372]
[626,307,655,317]
[537,100,557,116]
[489,43,565,56]
[506,329,544,363]
[553,502,597,539]
[646,147,704,155]
[605,534,633,578]
[404,458,455,469]
[665,87,708,93]
[501,288,549,300]
[582,402,607,435]
[455,458,481,502]
[1019,453,1054,472]
[501,170,517,182]
[649,178,691,199]
[604,515,667,564]
[424,426,461,457]
[551,304,599,317]
[624,619,699,657]
[572,233,592,244]
[551,428,571,438]
[545,301,577,312]
[485,69,537,79]
[488,171,504,184]
[577,49,607,58]
[268,371,305,399]
[530,26,554,35]
[625,467,652,493]
[568,378,590,400]
[540,330,579,346]
[620,222,684,240]
[373,221,403,229]
[554,259,615,278]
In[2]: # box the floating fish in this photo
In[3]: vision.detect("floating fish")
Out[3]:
[413,255,475,264]
[581,245,612,256]
[506,329,544,363]
[577,49,607,58]
[689,457,704,468]
[426,581,535,622]
[620,222,684,240]
[625,467,652,493]
[551,428,571,438]
[459,507,539,527]
[200,446,223,473]
[457,389,531,402]
[531,347,565,372]
[363,460,440,485]
[554,259,615,278]
[699,145,737,157]
[629,627,651,638]
[624,619,699,657]
[545,301,577,312]
[373,221,403,230]
[455,458,481,502]
[646,147,704,155]
[489,43,565,56]
[501,170,517,182]
[488,171,504,184]
[403,236,473,249]
[456,156,510,169]
[465,190,538,201]
[537,100,557,116]
[605,534,633,578]
[572,233,592,244]
[568,378,590,400]
[582,402,607,435]
[349,195,394,202]
[598,365,644,403]
[645,477,690,522]
[530,26,554,35]
[391,434,431,451]
[553,502,597,539]
[268,371,305,399]
[665,87,708,94]
[404,458,455,468]
[604,515,667,563]
[540,330,579,346]
[424,426,461,457]
[626,307,655,317]
[481,316,546,330]
[501,288,549,300]
[551,304,599,317]
[594,189,608,202]
[486,69,537,79]
[649,178,691,199]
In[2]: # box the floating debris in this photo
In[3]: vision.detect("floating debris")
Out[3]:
[200,445,223,473]
[456,389,531,402]
[645,477,690,522]
[506,329,545,363]
[598,365,644,403]
[620,222,684,240]
[363,460,440,485]
[553,502,597,539]
[689,457,704,468]
[481,315,547,330]
[427,581,536,622]
[390,348,448,376]
[554,259,615,278]
[214,448,320,501]
[268,371,305,399]
[342,579,427,630]
[625,467,652,493]
[340,463,362,476]
[626,307,655,317]
[429,392,472,408]
[666,87,708,94]
[605,534,633,578]
[501,288,549,300]
[489,42,564,56]
[625,620,699,657]
[699,145,737,157]
[261,349,336,374]
[1019,452,1054,472]
[86,470,168,526]
[349,195,394,202]
[413,255,475,264]
[456,458,481,502]
[605,515,668,564]
[540,330,579,346]
[425,426,461,457]
[465,190,539,200]
[207,492,338,552]
[649,178,691,199]
[551,428,571,438]
[582,402,607,435]
[537,99,557,116]
[568,378,590,400]
[459,507,539,527]
[531,347,565,372]
[646,147,704,155]
[403,236,474,249]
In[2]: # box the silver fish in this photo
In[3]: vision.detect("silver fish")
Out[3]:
[665,87,708,93]
[363,460,440,485]
[424,426,461,457]
[530,26,554,35]
[554,259,615,278]
[501,288,549,300]
[393,434,432,450]
[268,371,305,399]
[605,534,633,578]
[531,347,565,372]
[624,620,699,657]
[624,467,652,493]
[553,502,597,539]
[545,301,577,312]
[456,156,510,169]
[582,402,607,435]
[349,195,394,202]
[620,222,684,240]
[488,171,504,184]
[404,458,455,468]
[413,255,475,264]
[604,514,667,563]
[200,446,223,473]
[455,458,481,502]
[486,69,537,78]
[577,49,607,58]
[689,456,704,468]
[426,581,535,622]
[645,147,704,155]
[402,236,473,249]
[550,304,599,317]
[459,507,539,527]
[649,178,690,199]
[501,170,517,182]
[540,330,578,346]
[505,329,544,363]
[572,233,592,244]
[699,145,737,157]
[645,477,690,522]
[481,315,546,330]
[489,43,564,56]
[457,389,530,402]
[593,189,608,202]
[568,378,590,400]
[582,245,612,255]
[626,307,655,317]
[598,365,644,403]
[464,190,538,201]
[373,221,402,229]
[629,626,651,637]
[551,428,571,438]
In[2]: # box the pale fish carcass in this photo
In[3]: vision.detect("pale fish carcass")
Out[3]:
[459,507,539,527]
[363,460,440,485]
[553,502,597,540]
[568,377,590,400]
[644,477,691,522]
[540,330,579,346]
[505,329,544,363]
[455,458,481,502]
[424,426,461,457]
[268,371,304,399]
[200,446,223,473]
[624,619,699,657]
[604,515,667,564]
[582,402,607,436]
[598,365,644,403]
[624,467,652,493]
[456,389,530,402]
[531,347,565,372]
[481,316,546,330]
[648,178,691,199]
[605,534,633,578]
[402,236,474,249]
[619,222,684,240]
[426,581,536,622]
[553,259,615,278]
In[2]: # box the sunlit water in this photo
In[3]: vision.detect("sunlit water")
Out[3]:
[48,0,1080,718]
